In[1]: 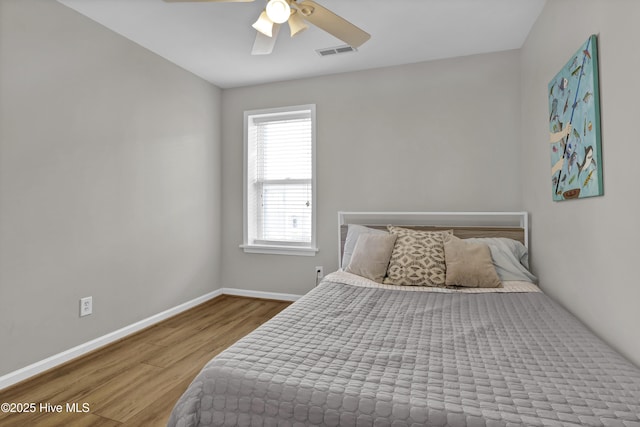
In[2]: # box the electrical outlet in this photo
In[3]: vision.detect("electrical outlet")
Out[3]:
[80,296,92,317]
[315,266,324,279]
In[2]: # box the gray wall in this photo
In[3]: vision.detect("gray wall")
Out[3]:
[520,0,640,367]
[0,0,222,376]
[221,51,523,295]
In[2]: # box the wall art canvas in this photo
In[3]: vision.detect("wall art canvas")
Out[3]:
[548,34,603,201]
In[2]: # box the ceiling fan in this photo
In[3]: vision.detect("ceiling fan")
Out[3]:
[163,0,371,55]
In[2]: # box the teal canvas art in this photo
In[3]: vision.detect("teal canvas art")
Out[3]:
[548,35,603,201]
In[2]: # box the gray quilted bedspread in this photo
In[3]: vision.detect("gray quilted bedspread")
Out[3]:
[168,281,640,427]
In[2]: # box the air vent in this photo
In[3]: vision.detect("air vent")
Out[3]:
[316,45,357,57]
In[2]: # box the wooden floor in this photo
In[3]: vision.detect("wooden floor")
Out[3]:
[0,295,291,427]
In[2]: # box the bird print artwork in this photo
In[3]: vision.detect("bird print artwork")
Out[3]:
[577,146,596,176]
[559,77,569,92]
[549,98,558,121]
[548,35,603,201]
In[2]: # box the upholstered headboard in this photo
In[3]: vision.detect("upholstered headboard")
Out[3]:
[337,212,528,266]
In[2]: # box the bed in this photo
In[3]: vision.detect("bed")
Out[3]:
[168,212,640,427]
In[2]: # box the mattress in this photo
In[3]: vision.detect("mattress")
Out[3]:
[168,272,640,427]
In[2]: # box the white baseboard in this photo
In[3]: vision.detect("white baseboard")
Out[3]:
[0,287,302,391]
[0,289,223,391]
[222,287,302,302]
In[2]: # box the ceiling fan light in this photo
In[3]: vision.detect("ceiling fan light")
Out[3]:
[288,10,308,37]
[252,10,274,37]
[265,0,290,24]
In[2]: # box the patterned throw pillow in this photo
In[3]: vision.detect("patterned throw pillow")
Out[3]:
[383,226,452,287]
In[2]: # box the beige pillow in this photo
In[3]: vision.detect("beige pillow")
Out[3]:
[383,226,452,287]
[444,235,501,288]
[346,233,397,283]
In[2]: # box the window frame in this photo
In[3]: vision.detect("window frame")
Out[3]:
[241,104,318,256]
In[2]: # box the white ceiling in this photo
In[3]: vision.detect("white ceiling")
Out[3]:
[57,0,546,89]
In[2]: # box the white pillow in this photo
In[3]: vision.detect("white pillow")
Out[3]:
[465,237,537,284]
[341,224,388,269]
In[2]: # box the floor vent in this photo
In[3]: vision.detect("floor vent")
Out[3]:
[316,45,357,57]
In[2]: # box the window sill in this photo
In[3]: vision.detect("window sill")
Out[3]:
[240,244,318,257]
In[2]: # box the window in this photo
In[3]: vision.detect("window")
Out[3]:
[242,105,317,256]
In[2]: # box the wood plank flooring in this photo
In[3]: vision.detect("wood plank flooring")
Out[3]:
[0,295,291,426]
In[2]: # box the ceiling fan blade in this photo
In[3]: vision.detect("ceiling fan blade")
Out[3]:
[296,0,370,48]
[252,24,281,55]
[163,0,254,3]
